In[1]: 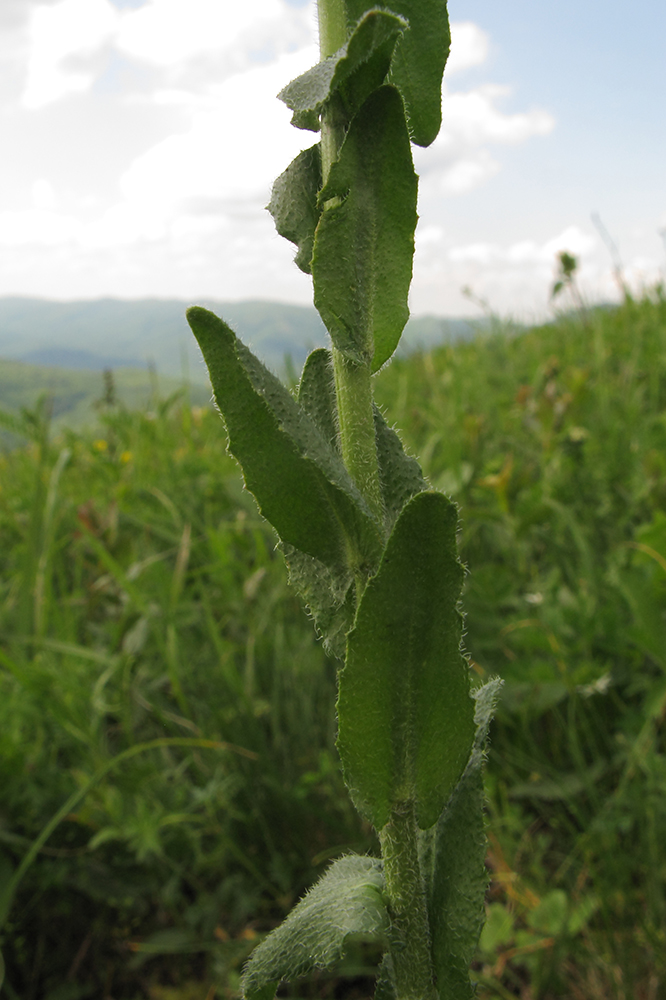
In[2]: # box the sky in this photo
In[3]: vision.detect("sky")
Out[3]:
[0,0,664,320]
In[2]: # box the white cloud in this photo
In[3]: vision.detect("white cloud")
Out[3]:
[447,226,596,268]
[20,0,317,110]
[5,8,578,315]
[0,207,80,246]
[448,242,496,265]
[22,0,118,108]
[117,0,285,67]
[541,225,597,261]
[32,178,57,210]
[416,84,555,195]
[117,45,318,226]
[411,226,615,319]
[446,22,490,77]
[415,225,444,248]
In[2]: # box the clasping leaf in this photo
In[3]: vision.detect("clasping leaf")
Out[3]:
[267,144,322,274]
[420,678,503,999]
[343,0,451,147]
[187,307,383,575]
[241,855,388,1000]
[269,9,408,275]
[312,85,418,371]
[279,9,408,132]
[337,491,476,831]
[282,349,427,656]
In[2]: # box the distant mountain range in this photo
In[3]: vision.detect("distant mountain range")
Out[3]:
[0,297,480,380]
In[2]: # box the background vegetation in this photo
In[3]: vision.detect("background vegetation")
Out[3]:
[0,361,212,435]
[1,290,665,999]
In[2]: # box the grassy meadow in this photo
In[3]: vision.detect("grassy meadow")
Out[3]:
[0,359,213,437]
[1,291,665,999]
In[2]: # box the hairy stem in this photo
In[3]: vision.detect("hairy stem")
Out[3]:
[332,349,384,523]
[317,0,383,527]
[317,0,348,59]
[379,801,437,1000]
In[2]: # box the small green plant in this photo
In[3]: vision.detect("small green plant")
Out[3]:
[187,3,500,997]
[551,250,586,319]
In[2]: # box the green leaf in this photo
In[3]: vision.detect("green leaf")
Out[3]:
[281,544,355,659]
[280,354,425,655]
[241,855,388,1000]
[298,347,428,523]
[374,954,397,999]
[343,0,451,147]
[478,903,515,954]
[187,307,382,572]
[279,9,407,131]
[527,890,568,936]
[279,348,354,655]
[297,347,339,450]
[267,145,322,274]
[312,85,418,372]
[374,406,428,525]
[420,678,502,1000]
[337,491,476,831]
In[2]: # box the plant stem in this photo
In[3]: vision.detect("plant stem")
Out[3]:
[317,0,383,525]
[317,0,348,58]
[332,349,384,522]
[379,801,437,1000]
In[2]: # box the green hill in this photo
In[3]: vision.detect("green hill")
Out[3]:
[0,296,478,380]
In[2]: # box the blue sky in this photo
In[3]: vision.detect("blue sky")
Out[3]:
[0,0,663,319]
[445,0,665,233]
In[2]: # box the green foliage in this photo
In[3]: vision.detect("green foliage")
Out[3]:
[0,397,367,998]
[551,250,581,303]
[313,85,418,371]
[1,293,666,997]
[188,3,489,997]
[279,9,407,133]
[241,855,388,1000]
[341,0,451,146]
[337,492,475,831]
[374,289,666,997]
[420,679,502,999]
[4,0,665,994]
[186,306,383,572]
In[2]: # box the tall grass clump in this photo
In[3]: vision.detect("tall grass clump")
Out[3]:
[1,293,665,999]
[0,394,367,999]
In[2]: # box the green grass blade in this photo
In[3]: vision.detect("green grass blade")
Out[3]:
[0,737,252,932]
